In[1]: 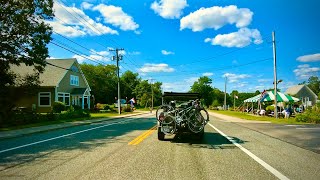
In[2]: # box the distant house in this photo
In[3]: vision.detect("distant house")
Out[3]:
[10,58,91,112]
[285,84,318,106]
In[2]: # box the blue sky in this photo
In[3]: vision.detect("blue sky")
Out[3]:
[48,0,320,93]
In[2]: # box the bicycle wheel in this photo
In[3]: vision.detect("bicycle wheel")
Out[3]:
[199,108,209,124]
[187,109,207,133]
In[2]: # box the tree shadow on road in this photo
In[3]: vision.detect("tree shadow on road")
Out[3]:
[0,116,156,170]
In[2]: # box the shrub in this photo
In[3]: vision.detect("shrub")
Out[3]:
[53,101,66,113]
[104,105,110,110]
[123,105,132,112]
[95,103,105,110]
[295,104,320,123]
[58,109,90,120]
[73,105,82,111]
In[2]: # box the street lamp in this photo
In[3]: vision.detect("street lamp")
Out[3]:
[273,79,283,84]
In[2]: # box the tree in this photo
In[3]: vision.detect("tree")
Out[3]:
[190,76,213,107]
[134,80,151,107]
[120,71,140,101]
[1,0,54,86]
[133,80,162,107]
[80,64,117,104]
[307,76,320,95]
[0,0,54,123]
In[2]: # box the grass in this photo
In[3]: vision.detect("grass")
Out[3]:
[209,110,309,124]
[0,110,142,131]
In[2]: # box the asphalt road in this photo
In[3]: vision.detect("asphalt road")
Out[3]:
[0,113,320,180]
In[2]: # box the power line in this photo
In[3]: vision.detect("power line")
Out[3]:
[150,57,273,78]
[50,41,107,66]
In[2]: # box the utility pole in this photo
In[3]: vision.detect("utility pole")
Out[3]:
[110,48,124,114]
[224,76,227,110]
[233,94,235,110]
[149,78,154,113]
[272,31,278,118]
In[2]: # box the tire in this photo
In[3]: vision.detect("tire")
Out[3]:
[199,109,209,124]
[158,127,165,140]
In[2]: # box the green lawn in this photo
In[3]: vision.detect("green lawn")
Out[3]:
[209,110,308,124]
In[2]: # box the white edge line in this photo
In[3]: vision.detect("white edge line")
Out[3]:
[0,114,151,154]
[208,122,290,180]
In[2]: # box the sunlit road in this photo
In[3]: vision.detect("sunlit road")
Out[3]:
[0,113,320,180]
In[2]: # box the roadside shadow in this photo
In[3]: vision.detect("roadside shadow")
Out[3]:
[0,116,156,169]
[169,132,247,150]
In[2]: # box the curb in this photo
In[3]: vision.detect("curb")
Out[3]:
[0,112,150,140]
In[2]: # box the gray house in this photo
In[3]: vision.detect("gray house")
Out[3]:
[10,58,91,112]
[285,85,318,106]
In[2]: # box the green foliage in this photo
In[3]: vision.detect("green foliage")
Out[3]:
[190,76,214,107]
[0,111,58,128]
[123,105,132,112]
[104,105,110,110]
[211,100,220,107]
[295,103,320,123]
[121,71,140,101]
[266,105,274,111]
[53,101,66,113]
[307,76,320,95]
[0,0,54,125]
[80,64,118,104]
[58,109,91,120]
[95,103,106,110]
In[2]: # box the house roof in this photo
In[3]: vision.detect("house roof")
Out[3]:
[285,85,304,95]
[10,58,77,87]
[285,84,318,98]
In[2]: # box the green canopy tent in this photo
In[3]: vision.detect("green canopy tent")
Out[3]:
[243,91,300,113]
[243,91,300,103]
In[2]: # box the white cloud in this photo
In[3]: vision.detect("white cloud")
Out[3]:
[205,28,263,48]
[223,73,251,83]
[161,50,174,55]
[151,0,188,19]
[202,72,214,76]
[73,49,112,64]
[180,5,253,32]
[296,53,320,62]
[139,63,175,73]
[49,2,118,37]
[162,77,198,92]
[92,4,139,31]
[81,2,93,10]
[293,64,320,79]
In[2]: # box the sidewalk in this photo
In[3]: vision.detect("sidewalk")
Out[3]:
[0,111,150,140]
[208,111,271,124]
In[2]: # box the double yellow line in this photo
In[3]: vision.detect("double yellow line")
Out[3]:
[128,125,157,145]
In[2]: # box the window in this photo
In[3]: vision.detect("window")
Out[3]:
[39,92,51,107]
[58,93,70,106]
[71,65,79,72]
[70,75,79,86]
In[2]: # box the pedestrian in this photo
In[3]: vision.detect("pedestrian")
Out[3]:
[130,97,135,111]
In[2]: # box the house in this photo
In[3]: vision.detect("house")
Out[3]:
[10,58,91,112]
[285,84,318,107]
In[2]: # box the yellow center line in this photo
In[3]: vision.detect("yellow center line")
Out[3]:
[128,125,157,145]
